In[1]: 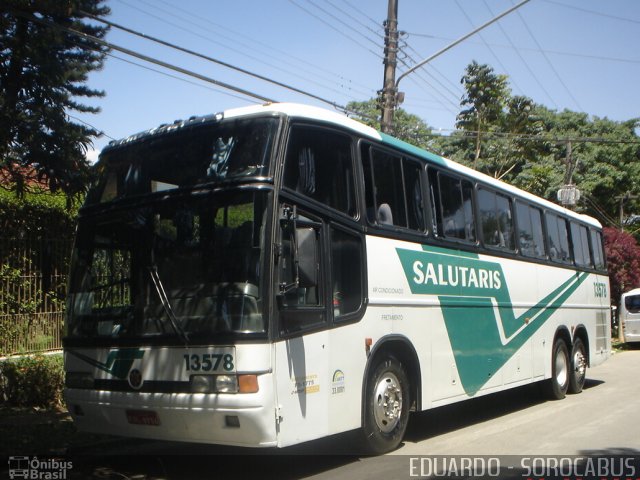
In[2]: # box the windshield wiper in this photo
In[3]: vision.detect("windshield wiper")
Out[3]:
[148,266,190,344]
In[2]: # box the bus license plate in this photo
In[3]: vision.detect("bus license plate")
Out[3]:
[126,409,160,426]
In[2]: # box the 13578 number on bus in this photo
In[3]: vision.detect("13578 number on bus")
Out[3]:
[183,353,235,372]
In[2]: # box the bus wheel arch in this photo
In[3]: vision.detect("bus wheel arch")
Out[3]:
[360,336,421,454]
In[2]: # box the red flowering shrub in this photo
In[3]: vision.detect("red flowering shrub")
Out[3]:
[603,227,640,304]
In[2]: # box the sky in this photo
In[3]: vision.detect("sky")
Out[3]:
[76,0,640,162]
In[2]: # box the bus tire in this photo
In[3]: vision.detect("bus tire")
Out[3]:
[568,337,587,394]
[544,338,570,400]
[362,356,410,454]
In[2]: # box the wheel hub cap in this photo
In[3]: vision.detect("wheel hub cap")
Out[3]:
[574,350,586,377]
[556,350,568,386]
[373,373,403,433]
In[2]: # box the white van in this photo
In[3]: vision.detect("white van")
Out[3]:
[621,288,640,343]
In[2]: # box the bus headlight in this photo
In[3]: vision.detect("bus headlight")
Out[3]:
[189,374,259,394]
[215,375,238,393]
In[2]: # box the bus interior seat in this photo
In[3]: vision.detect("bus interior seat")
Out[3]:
[377,203,394,225]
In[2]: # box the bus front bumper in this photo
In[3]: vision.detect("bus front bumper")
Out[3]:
[64,374,277,448]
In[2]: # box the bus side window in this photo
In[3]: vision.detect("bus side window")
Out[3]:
[570,222,593,268]
[590,229,605,269]
[370,148,407,227]
[283,126,356,217]
[436,172,476,243]
[360,144,426,232]
[545,213,571,264]
[478,187,515,251]
[331,227,363,321]
[516,201,546,259]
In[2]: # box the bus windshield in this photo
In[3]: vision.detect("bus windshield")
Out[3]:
[625,294,640,314]
[86,116,278,206]
[67,190,267,341]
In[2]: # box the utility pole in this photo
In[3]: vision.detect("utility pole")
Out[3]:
[379,0,529,134]
[557,141,581,209]
[380,0,398,134]
[617,192,639,232]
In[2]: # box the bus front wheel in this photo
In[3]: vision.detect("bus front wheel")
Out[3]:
[568,337,587,394]
[362,356,410,454]
[544,338,570,400]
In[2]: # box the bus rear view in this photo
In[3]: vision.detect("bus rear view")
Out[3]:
[621,288,640,343]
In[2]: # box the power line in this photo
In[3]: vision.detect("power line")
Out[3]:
[343,0,381,30]
[325,0,385,40]
[115,0,373,100]
[404,32,640,66]
[78,11,355,110]
[480,1,557,108]
[303,0,382,49]
[67,114,117,141]
[395,0,531,87]
[583,194,620,228]
[287,0,382,59]
[9,8,275,104]
[401,39,463,98]
[454,0,524,95]
[149,0,374,94]
[514,9,583,111]
[396,50,461,113]
[105,52,257,104]
[540,0,640,25]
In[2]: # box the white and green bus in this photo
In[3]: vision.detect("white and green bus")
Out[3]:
[64,103,611,454]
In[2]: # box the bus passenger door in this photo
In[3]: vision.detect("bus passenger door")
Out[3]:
[273,208,330,447]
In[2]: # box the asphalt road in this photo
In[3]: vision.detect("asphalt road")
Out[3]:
[67,348,640,479]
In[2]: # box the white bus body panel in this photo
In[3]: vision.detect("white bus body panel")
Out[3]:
[622,288,640,343]
[365,235,610,407]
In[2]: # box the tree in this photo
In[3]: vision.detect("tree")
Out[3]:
[533,108,640,223]
[456,61,510,169]
[603,227,640,306]
[0,0,110,198]
[346,98,440,152]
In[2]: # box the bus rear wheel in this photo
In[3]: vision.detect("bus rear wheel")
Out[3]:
[544,338,570,400]
[568,337,587,394]
[362,356,410,454]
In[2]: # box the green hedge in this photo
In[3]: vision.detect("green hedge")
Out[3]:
[0,188,80,238]
[0,354,65,409]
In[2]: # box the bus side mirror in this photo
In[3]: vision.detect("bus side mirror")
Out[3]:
[296,227,318,288]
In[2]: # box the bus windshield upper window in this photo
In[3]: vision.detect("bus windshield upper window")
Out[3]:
[625,295,640,314]
[87,117,278,205]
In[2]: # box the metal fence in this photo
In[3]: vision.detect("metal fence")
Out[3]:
[0,236,73,356]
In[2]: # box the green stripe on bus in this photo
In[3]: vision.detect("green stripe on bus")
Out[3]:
[396,245,589,395]
[378,132,448,166]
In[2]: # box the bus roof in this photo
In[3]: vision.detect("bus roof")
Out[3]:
[622,288,640,298]
[104,102,602,229]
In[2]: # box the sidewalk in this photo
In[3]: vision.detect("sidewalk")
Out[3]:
[0,406,111,456]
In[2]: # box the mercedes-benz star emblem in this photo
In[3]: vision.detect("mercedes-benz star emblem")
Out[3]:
[128,369,143,390]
